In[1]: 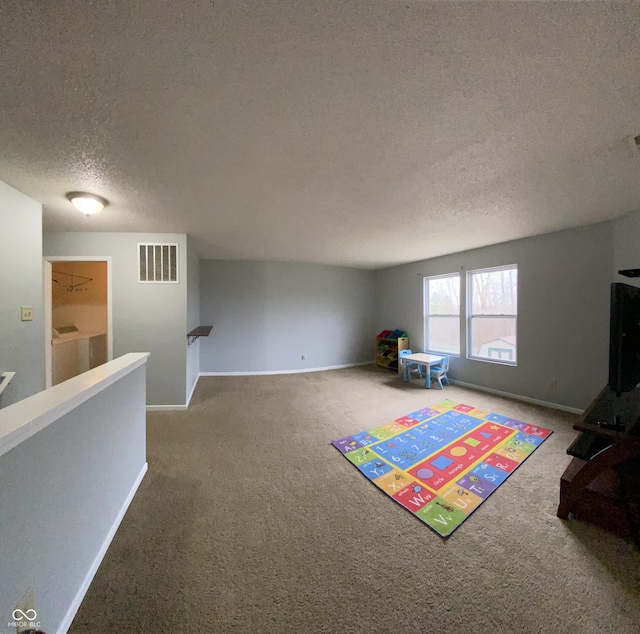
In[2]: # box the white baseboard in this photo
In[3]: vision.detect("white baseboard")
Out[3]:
[146,404,187,411]
[199,360,374,377]
[147,364,375,407]
[148,378,199,412]
[57,462,148,634]
[186,376,199,408]
[449,379,584,414]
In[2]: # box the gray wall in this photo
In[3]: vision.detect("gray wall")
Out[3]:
[613,208,640,287]
[43,232,188,406]
[375,222,614,410]
[200,261,376,373]
[0,182,44,405]
[186,236,200,399]
[0,361,146,634]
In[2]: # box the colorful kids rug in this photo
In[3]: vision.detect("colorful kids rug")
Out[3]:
[332,399,552,536]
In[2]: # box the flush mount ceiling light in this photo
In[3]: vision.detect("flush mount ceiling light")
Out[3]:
[66,192,109,216]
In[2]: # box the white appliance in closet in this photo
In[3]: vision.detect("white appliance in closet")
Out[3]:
[52,326,108,385]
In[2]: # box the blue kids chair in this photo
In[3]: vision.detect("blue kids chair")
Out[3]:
[399,349,422,381]
[429,355,450,389]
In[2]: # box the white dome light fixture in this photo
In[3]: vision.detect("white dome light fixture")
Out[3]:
[66,192,109,216]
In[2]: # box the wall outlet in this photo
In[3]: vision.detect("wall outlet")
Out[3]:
[21,306,33,321]
[550,379,558,390]
[301,354,306,360]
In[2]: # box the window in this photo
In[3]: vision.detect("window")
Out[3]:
[424,273,460,355]
[467,265,518,364]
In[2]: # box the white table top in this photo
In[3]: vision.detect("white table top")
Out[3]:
[401,353,445,365]
[0,353,149,459]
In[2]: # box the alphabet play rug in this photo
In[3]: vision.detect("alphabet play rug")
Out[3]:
[332,400,552,536]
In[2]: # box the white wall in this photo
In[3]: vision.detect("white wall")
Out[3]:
[0,355,147,634]
[0,182,44,405]
[186,236,200,401]
[43,232,188,406]
[200,261,376,373]
[53,304,107,334]
[375,222,614,410]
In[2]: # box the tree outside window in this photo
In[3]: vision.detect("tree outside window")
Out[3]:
[467,266,518,364]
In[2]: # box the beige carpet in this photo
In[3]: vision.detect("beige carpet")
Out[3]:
[69,365,640,634]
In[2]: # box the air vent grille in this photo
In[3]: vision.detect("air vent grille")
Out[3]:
[138,243,178,283]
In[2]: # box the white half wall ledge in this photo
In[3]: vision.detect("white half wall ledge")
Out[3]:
[0,352,150,458]
[449,379,584,415]
[199,360,375,377]
[0,351,148,634]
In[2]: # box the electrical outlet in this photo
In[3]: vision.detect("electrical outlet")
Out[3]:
[11,589,40,633]
[301,354,306,360]
[21,306,33,322]
[550,379,558,390]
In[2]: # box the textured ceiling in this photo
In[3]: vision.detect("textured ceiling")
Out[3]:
[1,1,639,269]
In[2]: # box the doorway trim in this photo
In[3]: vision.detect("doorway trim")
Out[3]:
[43,256,114,389]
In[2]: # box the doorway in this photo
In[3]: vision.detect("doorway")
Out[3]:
[43,256,113,388]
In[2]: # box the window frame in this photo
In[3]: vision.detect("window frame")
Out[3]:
[423,272,461,357]
[466,263,518,366]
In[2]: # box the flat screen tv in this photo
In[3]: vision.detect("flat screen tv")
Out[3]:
[609,282,640,395]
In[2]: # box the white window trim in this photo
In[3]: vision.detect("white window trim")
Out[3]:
[466,264,518,366]
[423,272,461,357]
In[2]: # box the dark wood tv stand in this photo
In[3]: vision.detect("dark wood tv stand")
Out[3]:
[557,387,640,545]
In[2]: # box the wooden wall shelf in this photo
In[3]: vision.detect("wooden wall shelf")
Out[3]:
[187,326,212,346]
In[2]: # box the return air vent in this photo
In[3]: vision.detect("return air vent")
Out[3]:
[138,243,178,283]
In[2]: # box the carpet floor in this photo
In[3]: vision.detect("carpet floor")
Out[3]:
[69,365,640,634]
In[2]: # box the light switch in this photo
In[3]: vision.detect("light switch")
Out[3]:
[21,306,33,321]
